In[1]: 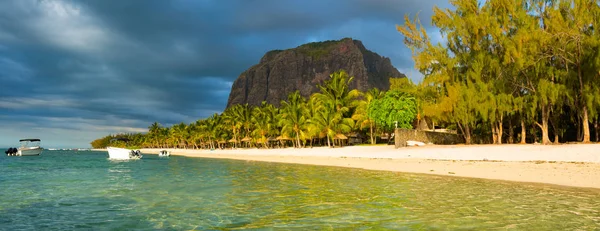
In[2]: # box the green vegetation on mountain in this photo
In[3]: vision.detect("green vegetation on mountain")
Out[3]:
[226,38,405,108]
[297,40,342,59]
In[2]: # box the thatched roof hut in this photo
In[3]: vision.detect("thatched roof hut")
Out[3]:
[241,136,252,142]
[334,134,348,140]
[276,135,292,140]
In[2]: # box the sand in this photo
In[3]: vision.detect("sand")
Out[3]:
[139,144,600,189]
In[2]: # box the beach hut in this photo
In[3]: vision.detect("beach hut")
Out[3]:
[333,133,348,147]
[267,137,278,148]
[217,140,226,149]
[276,135,292,148]
[241,136,252,148]
[228,138,238,148]
[347,132,364,145]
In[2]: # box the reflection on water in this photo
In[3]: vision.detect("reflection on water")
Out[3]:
[0,150,599,230]
[106,162,135,197]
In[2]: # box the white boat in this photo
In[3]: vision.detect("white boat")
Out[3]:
[107,146,142,160]
[158,150,170,157]
[9,139,44,156]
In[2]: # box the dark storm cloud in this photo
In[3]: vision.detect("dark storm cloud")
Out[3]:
[0,0,449,147]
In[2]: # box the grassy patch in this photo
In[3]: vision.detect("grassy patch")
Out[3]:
[297,40,342,60]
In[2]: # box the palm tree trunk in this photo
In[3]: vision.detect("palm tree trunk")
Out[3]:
[550,118,559,144]
[595,119,599,142]
[520,118,526,144]
[370,122,375,145]
[296,134,301,149]
[491,122,497,144]
[537,105,551,145]
[497,116,503,144]
[582,105,591,143]
[508,118,514,144]
[577,115,582,141]
[458,123,471,145]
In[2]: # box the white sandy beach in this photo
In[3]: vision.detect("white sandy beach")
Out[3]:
[139,144,600,189]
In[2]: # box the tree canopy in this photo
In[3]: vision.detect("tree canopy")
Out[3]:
[368,90,417,131]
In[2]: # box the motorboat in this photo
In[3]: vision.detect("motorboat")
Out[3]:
[5,139,44,156]
[158,150,170,157]
[107,146,142,160]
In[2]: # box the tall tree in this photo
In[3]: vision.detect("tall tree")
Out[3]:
[352,88,384,144]
[279,91,308,148]
[545,0,598,142]
[368,90,418,136]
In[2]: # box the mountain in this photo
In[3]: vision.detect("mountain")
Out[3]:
[226,38,406,108]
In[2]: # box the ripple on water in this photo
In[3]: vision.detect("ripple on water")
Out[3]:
[0,150,599,230]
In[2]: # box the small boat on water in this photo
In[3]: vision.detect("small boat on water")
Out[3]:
[106,137,142,160]
[5,139,44,156]
[158,150,170,157]
[107,147,142,160]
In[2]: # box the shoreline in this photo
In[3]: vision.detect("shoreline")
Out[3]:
[140,144,600,189]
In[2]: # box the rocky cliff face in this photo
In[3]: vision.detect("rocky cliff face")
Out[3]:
[226,38,406,108]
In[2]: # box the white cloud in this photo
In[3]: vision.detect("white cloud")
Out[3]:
[27,0,112,54]
[0,97,77,109]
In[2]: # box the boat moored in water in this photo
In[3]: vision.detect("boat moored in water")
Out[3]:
[158,150,170,157]
[107,146,142,160]
[5,139,44,156]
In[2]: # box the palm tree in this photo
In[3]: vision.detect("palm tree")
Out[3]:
[313,70,361,116]
[352,88,384,144]
[311,103,354,147]
[305,95,323,147]
[311,70,359,147]
[223,106,241,148]
[239,104,253,138]
[188,122,201,149]
[160,127,170,148]
[251,102,275,148]
[204,113,222,149]
[196,119,212,149]
[170,123,188,148]
[148,122,162,148]
[279,91,308,148]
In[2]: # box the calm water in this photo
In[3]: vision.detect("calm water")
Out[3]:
[0,150,599,230]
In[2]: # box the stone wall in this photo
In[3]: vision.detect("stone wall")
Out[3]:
[394,129,465,148]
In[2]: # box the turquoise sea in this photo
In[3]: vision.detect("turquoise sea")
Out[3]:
[1,150,599,230]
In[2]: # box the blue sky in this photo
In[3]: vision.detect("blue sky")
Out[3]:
[0,0,449,148]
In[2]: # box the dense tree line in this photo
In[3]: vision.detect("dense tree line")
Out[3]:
[91,71,418,149]
[397,0,600,144]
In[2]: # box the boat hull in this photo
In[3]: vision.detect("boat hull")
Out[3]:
[107,147,142,160]
[158,150,170,157]
[17,147,43,156]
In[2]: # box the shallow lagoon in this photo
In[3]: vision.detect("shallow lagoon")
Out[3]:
[1,150,599,230]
